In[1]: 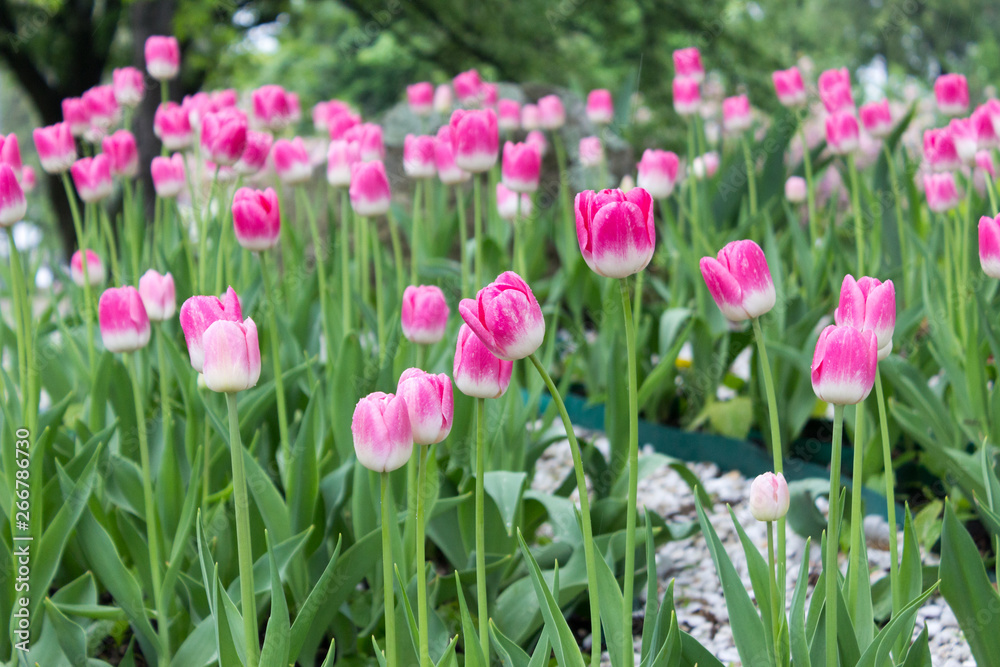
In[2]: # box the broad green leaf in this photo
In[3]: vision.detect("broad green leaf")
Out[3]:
[855,582,938,667]
[727,505,775,664]
[454,571,486,667]
[594,548,625,667]
[484,471,527,535]
[489,619,531,667]
[900,627,931,667]
[260,531,291,667]
[287,534,343,659]
[42,598,88,664]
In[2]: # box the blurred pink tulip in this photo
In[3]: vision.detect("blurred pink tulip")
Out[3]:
[71,249,105,287]
[349,160,392,216]
[232,187,281,251]
[99,286,151,353]
[934,74,969,116]
[637,149,680,199]
[33,122,76,174]
[587,89,614,125]
[772,67,807,107]
[449,109,499,173]
[0,164,25,227]
[145,35,180,80]
[151,154,186,198]
[502,141,541,193]
[403,134,437,179]
[102,130,139,178]
[71,155,113,203]
[673,47,704,82]
[138,269,176,322]
[401,285,450,344]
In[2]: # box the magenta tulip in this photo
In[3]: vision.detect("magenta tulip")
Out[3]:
[407,82,434,116]
[33,122,76,174]
[232,187,281,251]
[145,35,180,80]
[151,154,186,199]
[98,286,151,353]
[673,47,705,82]
[449,109,499,173]
[980,214,1000,278]
[113,67,145,108]
[859,100,893,138]
[811,325,878,405]
[772,67,807,108]
[537,95,565,130]
[673,77,701,116]
[587,89,614,125]
[575,187,655,278]
[834,275,895,360]
[637,149,680,199]
[502,141,541,193]
[453,324,514,399]
[700,240,776,322]
[349,160,392,217]
[459,271,545,361]
[102,130,139,178]
[403,134,437,179]
[138,269,176,322]
[0,164,25,227]
[401,285,450,344]
[179,286,243,373]
[818,67,854,113]
[934,73,969,116]
[70,249,105,288]
[722,95,751,133]
[71,155,113,203]
[202,318,261,393]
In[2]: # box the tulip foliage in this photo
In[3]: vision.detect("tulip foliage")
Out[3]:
[2,32,1000,667]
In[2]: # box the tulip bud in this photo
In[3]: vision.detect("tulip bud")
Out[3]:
[923,128,960,171]
[859,100,893,138]
[327,139,360,188]
[235,130,273,176]
[748,472,790,522]
[352,392,413,473]
[575,188,655,278]
[83,85,120,134]
[407,82,434,116]
[578,136,604,167]
[151,154,186,199]
[71,155,113,203]
[349,160,392,217]
[179,286,243,372]
[825,111,859,155]
[345,123,385,163]
[252,84,293,131]
[145,35,180,81]
[948,117,978,165]
[691,152,719,180]
[453,69,482,106]
[637,149,680,199]
[700,240,776,322]
[772,67,807,108]
[521,104,541,131]
[537,95,565,130]
[498,99,521,132]
[973,102,999,148]
[525,130,547,157]
[327,110,362,141]
[673,47,704,82]
[0,164,26,227]
[587,89,614,125]
[21,166,35,193]
[33,122,76,174]
[673,77,701,116]
[396,369,454,445]
[924,172,960,213]
[496,183,533,221]
[785,176,807,203]
[502,141,541,193]
[433,127,468,185]
[271,137,312,185]
[980,214,1000,278]
[232,187,281,251]
[834,275,895,360]
[102,130,139,178]
[722,95,752,133]
[154,102,194,151]
[454,324,513,399]
[459,271,544,361]
[434,85,453,114]
[138,269,176,321]
[403,134,437,179]
[200,109,248,166]
[934,73,969,116]
[113,67,145,108]
[818,67,854,113]
[98,286,151,353]
[202,318,261,393]
[71,249,105,288]
[62,97,89,137]
[449,109,499,173]
[401,285,450,344]
[811,325,878,405]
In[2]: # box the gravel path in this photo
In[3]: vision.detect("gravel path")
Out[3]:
[530,430,974,666]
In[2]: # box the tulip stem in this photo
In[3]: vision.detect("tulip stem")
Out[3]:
[741,134,758,217]
[372,229,387,364]
[848,153,864,276]
[339,188,352,333]
[260,251,291,474]
[527,353,602,667]
[198,167,220,292]
[875,371,900,618]
[416,444,431,667]
[882,144,909,301]
[552,132,574,261]
[456,185,470,295]
[298,187,333,360]
[474,173,484,289]
[61,171,97,382]
[127,352,168,662]
[513,193,526,278]
[226,391,259,667]
[619,278,640,667]
[411,180,422,285]
[799,123,819,245]
[767,520,780,659]
[381,472,397,667]
[99,207,121,284]
[687,121,704,255]
[6,228,28,426]
[387,208,406,298]
[827,404,845,667]
[474,396,489,661]
[846,399,866,616]
[156,328,173,487]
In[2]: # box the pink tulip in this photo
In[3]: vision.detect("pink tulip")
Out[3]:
[113,67,145,108]
[434,127,469,185]
[179,286,243,372]
[637,149,680,199]
[521,104,540,131]
[327,110,362,142]
[449,109,499,173]
[935,74,969,116]
[396,369,454,445]
[818,67,854,113]
[327,139,360,188]
[102,130,139,178]
[923,128,960,171]
[976,150,996,179]
[145,35,180,80]
[98,286,151,353]
[434,85,453,114]
[349,160,392,216]
[232,187,281,251]
[453,324,513,399]
[949,118,978,164]
[973,102,1000,148]
[200,109,248,166]
[62,97,89,137]
[502,141,541,193]
[71,155,113,203]
[834,275,895,360]
[313,99,352,132]
[407,82,434,116]
[537,95,565,130]
[70,250,105,287]
[481,83,498,109]
[673,47,704,82]
[21,166,35,193]
[811,325,877,405]
[154,102,194,151]
[401,285,450,344]
[352,392,413,473]
[235,130,273,176]
[345,123,385,163]
[748,472,790,522]
[83,85,120,132]
[498,99,521,132]
[587,89,614,125]
[575,187,655,278]
[673,77,701,116]
[785,176,807,203]
[924,172,960,213]
[691,152,719,179]
[825,111,859,155]
[0,134,21,176]
[772,67,807,107]
[403,134,437,179]
[496,183,533,221]
[578,136,604,167]
[271,138,312,185]
[459,271,544,361]
[525,130,548,157]
[859,100,893,138]
[980,214,1000,278]
[33,122,76,174]
[202,318,261,393]
[0,164,25,227]
[453,69,482,106]
[252,84,294,131]
[700,240,776,322]
[722,95,751,133]
[151,154,186,198]
[138,269,176,321]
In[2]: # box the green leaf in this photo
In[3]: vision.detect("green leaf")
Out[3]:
[727,505,775,664]
[260,531,291,667]
[900,626,931,667]
[454,571,486,667]
[789,538,812,667]
[171,616,218,667]
[594,548,625,667]
[289,382,323,536]
[42,598,88,664]
[484,471,527,535]
[855,582,938,667]
[489,619,531,667]
[319,639,337,667]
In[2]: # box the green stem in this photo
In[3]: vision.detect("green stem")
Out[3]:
[381,472,397,667]
[767,520,780,659]
[848,154,864,276]
[827,404,845,667]
[226,391,259,667]
[552,132,574,260]
[416,445,431,667]
[800,123,818,244]
[883,144,909,301]
[339,188,352,333]
[299,187,333,356]
[100,207,121,284]
[874,372,899,617]
[456,186,469,295]
[742,134,758,217]
[260,251,291,471]
[6,229,27,424]
[620,278,640,667]
[387,209,406,297]
[846,399,866,615]
[372,227,387,364]
[411,180,422,285]
[688,121,704,255]
[156,328,172,482]
[475,397,489,661]
[474,174,484,289]
[527,354,602,667]
[197,167,220,292]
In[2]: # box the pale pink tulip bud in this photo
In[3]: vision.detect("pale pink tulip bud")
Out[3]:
[151,154,186,198]
[99,286,151,353]
[923,172,960,213]
[923,127,961,171]
[71,155,113,203]
[700,240,776,322]
[980,214,1000,278]
[113,67,145,108]
[404,134,438,179]
[434,127,469,185]
[525,130,547,157]
[785,176,807,203]
[102,130,139,178]
[62,97,89,137]
[502,141,541,193]
[345,122,385,162]
[454,324,513,399]
[449,109,499,173]
[235,130,273,176]
[537,95,565,130]
[578,136,604,167]
[722,95,752,133]
[352,392,413,473]
[818,67,854,113]
[935,74,969,116]
[200,109,248,166]
[33,122,76,174]
[401,285,450,344]
[271,137,312,185]
[637,149,680,199]
[21,166,35,193]
[948,118,978,164]
[459,271,544,361]
[673,47,704,83]
[232,187,281,251]
[587,89,614,125]
[575,187,655,278]
[498,99,521,132]
[521,104,540,131]
[673,77,701,116]
[349,160,392,216]
[749,472,790,522]
[252,84,294,131]
[811,325,877,405]
[974,101,1000,148]
[202,318,261,393]
[154,102,193,151]
[71,250,105,287]
[0,164,26,227]
[327,139,360,187]
[835,275,895,360]
[145,35,180,81]
[825,111,859,155]
[772,67,807,108]
[179,286,243,372]
[496,183,532,221]
[434,84,453,114]
[453,69,482,106]
[138,269,176,321]
[691,152,719,179]
[859,100,893,138]
[396,369,454,445]
[407,82,434,116]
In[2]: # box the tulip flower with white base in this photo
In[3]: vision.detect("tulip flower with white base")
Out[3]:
[71,250,105,287]
[934,73,969,116]
[834,275,895,360]
[749,472,790,522]
[145,36,180,80]
[349,161,392,217]
[401,285,450,345]
[980,214,1000,278]
[151,154,186,198]
[98,287,151,353]
[33,122,76,174]
[496,183,532,221]
[772,67,807,107]
[71,155,113,203]
[637,149,680,199]
[202,319,261,393]
[700,240,776,322]
[179,286,243,373]
[271,138,312,185]
[459,271,544,361]
[0,164,26,227]
[138,270,176,321]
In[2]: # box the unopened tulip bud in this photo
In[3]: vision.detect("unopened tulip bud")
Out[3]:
[252,84,294,131]
[935,73,969,116]
[404,134,437,179]
[772,67,807,108]
[835,275,895,360]
[924,172,960,213]
[818,67,854,113]
[923,128,961,171]
[700,240,776,322]
[33,122,76,174]
[345,123,385,163]
[71,155,113,203]
[232,187,281,251]
[102,130,139,178]
[0,164,26,227]
[587,89,614,125]
[637,149,680,199]
[825,111,860,155]
[979,214,1000,278]
[525,130,547,157]
[200,109,248,166]
[350,160,392,217]
[71,249,105,287]
[578,136,604,167]
[459,271,544,361]
[407,82,434,116]
[785,176,807,203]
[401,285,450,344]
[154,102,194,151]
[434,127,469,185]
[449,109,499,173]
[521,104,540,131]
[673,47,704,82]
[748,472,790,522]
[453,324,513,399]
[502,141,541,193]
[352,392,413,472]
[138,269,176,321]
[113,67,145,108]
[327,139,359,187]
[498,99,521,132]
[859,100,893,139]
[235,130,273,176]
[673,77,701,117]
[151,154,186,198]
[202,318,261,393]
[691,152,719,180]
[396,369,454,445]
[271,137,312,185]
[434,84,453,114]
[99,286,151,353]
[811,325,877,405]
[453,69,482,106]
[179,286,243,372]
[537,95,565,130]
[145,35,180,81]
[575,187,655,278]
[722,95,752,133]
